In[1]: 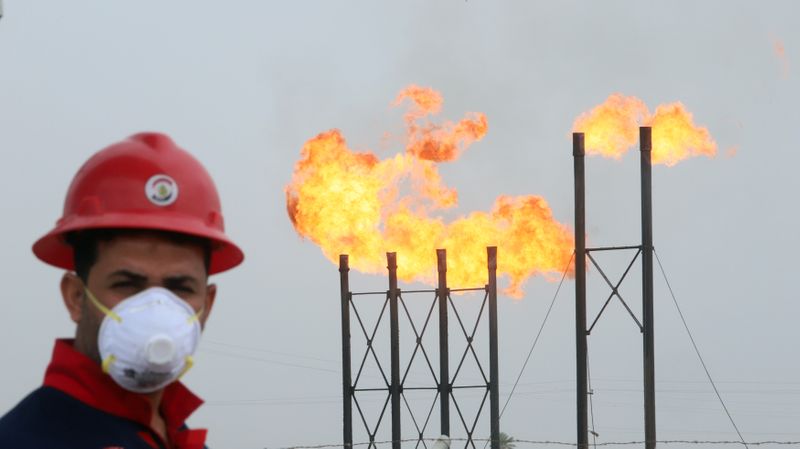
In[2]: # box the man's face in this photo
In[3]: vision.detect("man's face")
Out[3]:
[61,233,216,363]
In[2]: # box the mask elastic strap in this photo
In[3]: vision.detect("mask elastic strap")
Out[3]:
[84,288,122,323]
[187,306,204,324]
[177,355,194,379]
[101,354,117,374]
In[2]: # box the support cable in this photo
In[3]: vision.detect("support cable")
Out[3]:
[653,249,749,449]
[498,252,574,421]
[478,253,573,449]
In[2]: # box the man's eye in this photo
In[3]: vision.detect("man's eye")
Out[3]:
[171,286,195,294]
[111,282,134,288]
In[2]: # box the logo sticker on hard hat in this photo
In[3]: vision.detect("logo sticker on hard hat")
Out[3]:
[145,174,179,206]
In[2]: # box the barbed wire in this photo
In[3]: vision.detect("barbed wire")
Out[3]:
[264,437,800,449]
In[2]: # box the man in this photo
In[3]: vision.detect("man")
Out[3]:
[0,133,244,449]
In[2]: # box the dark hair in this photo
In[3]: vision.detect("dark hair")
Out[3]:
[65,229,212,283]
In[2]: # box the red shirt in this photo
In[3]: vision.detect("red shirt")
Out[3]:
[43,339,208,449]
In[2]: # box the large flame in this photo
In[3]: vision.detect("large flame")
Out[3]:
[286,86,574,298]
[572,94,718,165]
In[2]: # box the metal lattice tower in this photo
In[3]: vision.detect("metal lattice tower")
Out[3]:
[340,248,501,449]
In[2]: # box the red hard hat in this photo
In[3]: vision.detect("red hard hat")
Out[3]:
[33,132,244,274]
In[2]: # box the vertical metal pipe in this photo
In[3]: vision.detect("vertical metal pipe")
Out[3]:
[573,133,589,449]
[487,247,500,449]
[437,249,450,436]
[387,252,402,449]
[340,255,353,449]
[640,127,656,449]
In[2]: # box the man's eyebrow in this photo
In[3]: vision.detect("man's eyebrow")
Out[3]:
[162,275,201,286]
[107,270,148,283]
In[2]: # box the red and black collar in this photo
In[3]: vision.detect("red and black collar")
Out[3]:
[43,339,207,449]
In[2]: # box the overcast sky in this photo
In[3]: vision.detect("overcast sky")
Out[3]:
[1,2,799,449]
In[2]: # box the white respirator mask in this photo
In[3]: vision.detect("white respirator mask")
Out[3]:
[85,286,202,394]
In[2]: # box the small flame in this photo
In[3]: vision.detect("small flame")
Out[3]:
[774,39,789,78]
[286,86,574,298]
[572,94,718,165]
[571,94,648,159]
[396,85,489,163]
[648,103,716,166]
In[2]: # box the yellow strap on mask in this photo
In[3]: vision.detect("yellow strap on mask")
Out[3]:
[187,306,204,324]
[177,355,194,380]
[102,354,116,374]
[86,287,202,325]
[84,288,122,323]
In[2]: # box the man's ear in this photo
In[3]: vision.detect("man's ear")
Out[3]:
[200,283,217,330]
[61,272,85,324]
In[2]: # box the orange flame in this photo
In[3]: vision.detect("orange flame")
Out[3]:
[396,85,489,162]
[286,86,574,298]
[571,94,648,159]
[572,94,718,165]
[648,103,717,166]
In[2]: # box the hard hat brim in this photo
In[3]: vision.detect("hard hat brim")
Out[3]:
[32,212,244,275]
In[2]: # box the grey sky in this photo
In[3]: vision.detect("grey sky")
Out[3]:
[1,1,798,448]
